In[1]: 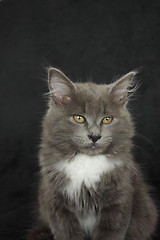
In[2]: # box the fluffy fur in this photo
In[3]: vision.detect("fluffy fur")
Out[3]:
[29,68,157,240]
[55,154,122,202]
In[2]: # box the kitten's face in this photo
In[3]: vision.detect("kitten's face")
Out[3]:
[46,68,136,156]
[71,111,114,155]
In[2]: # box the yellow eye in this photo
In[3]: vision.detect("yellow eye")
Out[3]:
[73,115,85,123]
[102,116,113,124]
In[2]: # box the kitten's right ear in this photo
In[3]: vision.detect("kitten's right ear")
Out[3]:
[48,67,77,106]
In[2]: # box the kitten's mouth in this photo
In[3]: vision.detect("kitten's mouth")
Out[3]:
[87,142,104,150]
[91,143,97,149]
[87,141,112,153]
[74,139,112,155]
[85,142,105,155]
[89,142,102,151]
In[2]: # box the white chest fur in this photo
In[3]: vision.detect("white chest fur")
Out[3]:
[55,154,122,200]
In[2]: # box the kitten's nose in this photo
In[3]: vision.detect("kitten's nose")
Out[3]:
[88,134,101,143]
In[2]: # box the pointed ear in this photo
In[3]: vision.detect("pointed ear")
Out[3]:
[48,67,77,106]
[109,71,138,104]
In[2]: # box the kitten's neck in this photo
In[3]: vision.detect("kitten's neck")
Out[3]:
[55,153,123,201]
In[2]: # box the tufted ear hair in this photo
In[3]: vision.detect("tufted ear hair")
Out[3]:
[109,71,138,104]
[48,67,77,106]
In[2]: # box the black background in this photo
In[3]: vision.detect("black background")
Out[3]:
[0,0,160,239]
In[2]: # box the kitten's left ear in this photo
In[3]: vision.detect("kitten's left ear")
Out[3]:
[109,71,138,104]
[48,67,77,106]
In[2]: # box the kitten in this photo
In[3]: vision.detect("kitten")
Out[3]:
[29,68,157,240]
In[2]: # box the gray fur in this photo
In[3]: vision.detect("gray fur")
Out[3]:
[30,68,157,240]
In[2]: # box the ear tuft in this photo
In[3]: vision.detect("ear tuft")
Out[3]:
[47,67,76,106]
[110,71,138,104]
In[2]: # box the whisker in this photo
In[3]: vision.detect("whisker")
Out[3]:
[134,133,159,155]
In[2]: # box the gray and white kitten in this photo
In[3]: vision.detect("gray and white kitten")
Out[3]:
[29,68,157,240]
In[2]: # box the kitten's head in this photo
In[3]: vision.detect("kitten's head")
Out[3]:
[45,68,137,156]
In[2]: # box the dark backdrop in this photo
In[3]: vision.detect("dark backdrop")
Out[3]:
[0,0,160,239]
